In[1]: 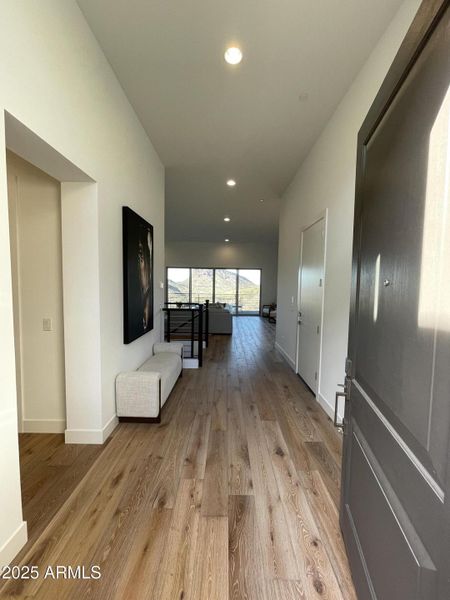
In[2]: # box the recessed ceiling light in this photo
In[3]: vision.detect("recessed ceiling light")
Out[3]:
[226,179,236,187]
[224,217,231,222]
[225,238,230,243]
[224,47,242,65]
[260,199,264,202]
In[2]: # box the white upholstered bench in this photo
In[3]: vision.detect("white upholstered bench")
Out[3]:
[116,342,183,423]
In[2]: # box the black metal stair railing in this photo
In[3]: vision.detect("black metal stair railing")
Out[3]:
[162,300,209,367]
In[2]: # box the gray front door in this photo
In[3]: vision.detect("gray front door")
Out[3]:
[341,2,450,599]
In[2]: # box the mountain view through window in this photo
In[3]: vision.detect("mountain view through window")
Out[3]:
[167,268,261,315]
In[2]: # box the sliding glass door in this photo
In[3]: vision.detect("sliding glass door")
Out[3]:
[214,269,237,311]
[166,267,262,315]
[238,269,261,315]
[191,268,213,304]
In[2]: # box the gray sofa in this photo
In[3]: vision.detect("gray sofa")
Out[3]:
[207,303,233,334]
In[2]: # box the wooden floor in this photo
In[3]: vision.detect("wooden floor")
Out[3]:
[1,317,356,600]
[17,433,108,553]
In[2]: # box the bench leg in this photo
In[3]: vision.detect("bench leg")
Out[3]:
[119,416,161,423]
[179,347,184,377]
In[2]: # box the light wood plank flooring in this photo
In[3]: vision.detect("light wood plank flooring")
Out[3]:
[1,317,355,599]
[17,433,108,552]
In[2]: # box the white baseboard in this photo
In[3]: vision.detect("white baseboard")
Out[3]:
[65,414,118,445]
[22,419,66,433]
[273,343,341,423]
[102,414,119,441]
[274,342,296,370]
[0,521,27,566]
[317,392,335,421]
[183,358,199,369]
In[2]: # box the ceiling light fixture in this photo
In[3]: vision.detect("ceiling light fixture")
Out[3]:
[226,179,236,187]
[225,238,230,243]
[224,47,242,65]
[224,217,231,222]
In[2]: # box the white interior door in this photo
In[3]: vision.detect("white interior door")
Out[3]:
[297,218,325,393]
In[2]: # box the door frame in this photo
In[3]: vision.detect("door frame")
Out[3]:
[342,1,450,598]
[7,151,71,435]
[295,209,328,396]
[4,112,105,444]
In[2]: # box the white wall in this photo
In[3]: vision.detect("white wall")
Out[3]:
[276,0,421,418]
[0,0,164,564]
[0,139,26,568]
[61,181,104,444]
[166,241,278,307]
[7,152,66,433]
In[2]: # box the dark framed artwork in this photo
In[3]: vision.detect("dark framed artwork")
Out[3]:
[122,207,154,343]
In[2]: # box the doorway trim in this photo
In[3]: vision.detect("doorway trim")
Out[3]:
[4,111,107,444]
[7,151,68,434]
[295,209,328,402]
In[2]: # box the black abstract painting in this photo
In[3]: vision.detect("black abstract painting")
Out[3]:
[123,207,154,343]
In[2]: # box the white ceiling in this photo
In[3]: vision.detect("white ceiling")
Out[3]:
[77,0,404,243]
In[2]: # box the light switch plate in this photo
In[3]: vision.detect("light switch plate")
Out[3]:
[43,318,52,332]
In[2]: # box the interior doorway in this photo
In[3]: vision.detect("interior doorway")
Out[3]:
[7,151,66,433]
[296,215,326,394]
[1,111,103,565]
[4,112,104,447]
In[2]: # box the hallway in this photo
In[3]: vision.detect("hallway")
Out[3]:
[1,318,355,599]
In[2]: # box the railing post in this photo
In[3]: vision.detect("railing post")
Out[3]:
[198,304,203,367]
[167,308,171,342]
[205,299,209,348]
[191,308,194,359]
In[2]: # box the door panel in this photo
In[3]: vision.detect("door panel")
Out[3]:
[341,3,450,599]
[354,12,450,483]
[346,429,436,600]
[350,383,443,556]
[297,218,325,393]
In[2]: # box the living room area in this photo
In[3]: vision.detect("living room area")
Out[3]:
[165,239,279,333]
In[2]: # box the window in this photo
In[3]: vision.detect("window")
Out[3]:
[167,268,190,303]
[238,269,261,315]
[166,267,262,315]
[214,269,237,311]
[191,268,213,304]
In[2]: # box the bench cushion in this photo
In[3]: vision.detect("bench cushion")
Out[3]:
[138,352,181,406]
[153,341,184,356]
[116,371,161,418]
